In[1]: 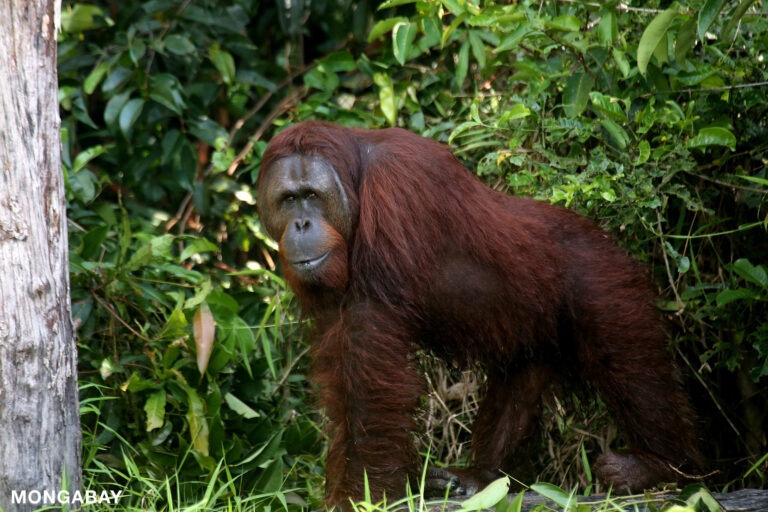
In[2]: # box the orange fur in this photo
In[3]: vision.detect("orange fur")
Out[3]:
[258,122,703,508]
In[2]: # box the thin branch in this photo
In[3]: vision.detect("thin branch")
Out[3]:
[685,170,768,194]
[655,209,684,312]
[269,345,310,398]
[223,63,315,150]
[164,68,313,233]
[563,0,768,15]
[641,81,768,98]
[559,0,692,14]
[675,346,745,444]
[144,0,193,79]
[91,290,153,343]
[227,87,304,176]
[545,31,597,83]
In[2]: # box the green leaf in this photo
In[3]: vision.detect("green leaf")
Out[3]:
[530,483,574,508]
[681,484,728,512]
[458,477,509,511]
[637,7,679,75]
[368,17,408,42]
[393,22,418,65]
[303,66,339,92]
[149,73,186,115]
[663,241,690,274]
[101,67,131,93]
[547,15,581,32]
[468,31,486,69]
[635,140,651,165]
[121,372,151,393]
[84,62,109,95]
[80,225,110,260]
[507,492,524,512]
[698,0,725,41]
[442,12,469,47]
[716,288,758,306]
[687,126,736,150]
[600,119,629,149]
[723,0,757,40]
[72,144,108,174]
[500,103,530,123]
[440,0,465,15]
[157,308,188,339]
[323,51,357,72]
[455,39,470,89]
[494,25,528,53]
[68,169,98,203]
[180,238,219,261]
[677,68,717,86]
[224,392,260,419]
[581,443,592,482]
[377,0,417,9]
[468,12,525,27]
[209,46,236,85]
[563,72,592,117]
[598,11,617,45]
[734,258,768,287]
[653,31,670,66]
[589,92,627,123]
[189,117,227,146]
[104,90,132,128]
[129,37,146,64]
[449,121,481,144]
[374,72,396,126]
[612,48,630,77]
[61,4,104,33]
[741,175,768,187]
[675,16,697,65]
[165,34,196,55]
[118,98,145,139]
[185,387,210,456]
[145,390,166,432]
[422,16,442,47]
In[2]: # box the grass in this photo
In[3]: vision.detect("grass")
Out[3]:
[40,361,757,511]
[46,371,746,511]
[30,439,727,512]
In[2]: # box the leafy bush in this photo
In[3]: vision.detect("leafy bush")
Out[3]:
[61,0,768,506]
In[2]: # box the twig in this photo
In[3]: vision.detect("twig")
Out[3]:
[667,462,720,480]
[144,0,193,79]
[675,346,745,446]
[545,31,597,83]
[558,0,693,14]
[269,345,310,397]
[90,290,153,343]
[165,193,193,233]
[223,63,315,151]
[164,71,311,233]
[655,209,684,312]
[563,0,767,15]
[685,170,768,194]
[641,81,768,98]
[226,88,304,176]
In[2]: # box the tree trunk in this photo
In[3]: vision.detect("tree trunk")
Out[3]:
[0,1,82,510]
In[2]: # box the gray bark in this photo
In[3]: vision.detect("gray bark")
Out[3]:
[0,1,82,510]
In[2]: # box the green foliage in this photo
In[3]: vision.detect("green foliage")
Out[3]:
[355,0,768,487]
[61,0,768,505]
[60,0,358,507]
[354,0,768,394]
